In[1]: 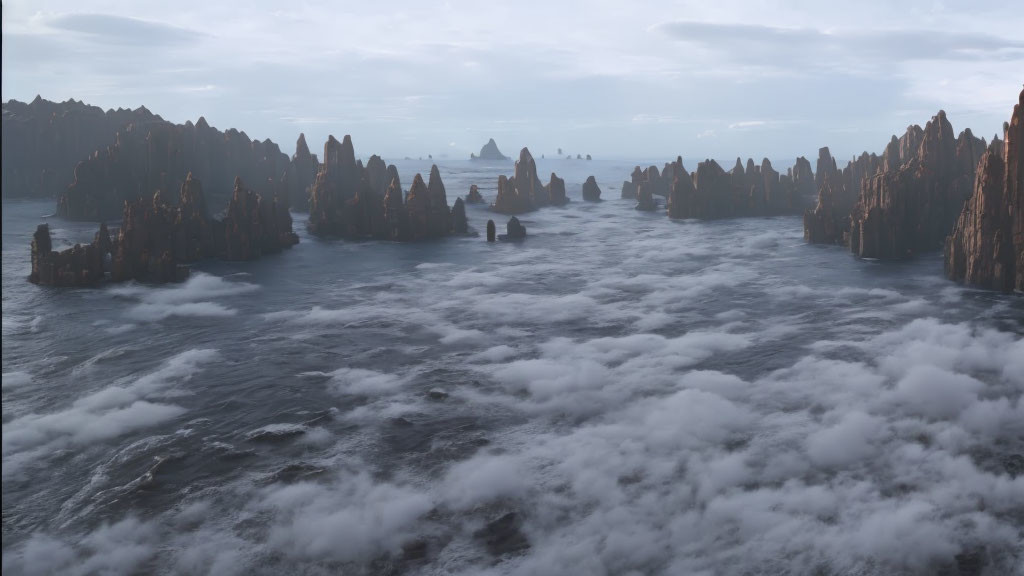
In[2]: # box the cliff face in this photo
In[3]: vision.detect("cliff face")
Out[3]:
[945,88,1024,291]
[308,135,455,241]
[31,173,298,286]
[849,111,982,259]
[52,106,314,220]
[2,97,163,199]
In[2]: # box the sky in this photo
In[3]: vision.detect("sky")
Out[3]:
[2,0,1023,162]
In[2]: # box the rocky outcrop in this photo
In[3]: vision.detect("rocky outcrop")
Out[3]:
[667,161,695,219]
[499,217,526,240]
[804,147,880,245]
[471,138,509,161]
[849,111,982,259]
[548,173,568,206]
[31,173,298,286]
[635,181,657,211]
[307,135,455,241]
[466,185,484,204]
[452,198,468,234]
[621,166,643,199]
[3,97,163,200]
[28,223,109,286]
[491,148,566,214]
[486,219,496,242]
[582,176,602,202]
[52,103,308,220]
[945,88,1024,292]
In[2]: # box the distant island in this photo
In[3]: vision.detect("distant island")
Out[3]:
[471,138,510,161]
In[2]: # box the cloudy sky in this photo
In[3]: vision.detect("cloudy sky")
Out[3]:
[2,0,1022,161]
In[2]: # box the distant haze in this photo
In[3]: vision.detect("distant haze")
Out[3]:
[3,0,1022,161]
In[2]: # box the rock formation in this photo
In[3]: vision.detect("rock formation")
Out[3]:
[547,173,568,206]
[491,148,566,213]
[466,184,484,204]
[849,111,983,259]
[486,219,496,242]
[307,135,455,241]
[804,147,880,244]
[635,181,657,211]
[621,166,643,199]
[471,138,509,161]
[582,176,602,202]
[452,198,469,234]
[30,173,298,286]
[3,97,163,200]
[47,99,313,220]
[667,161,696,219]
[28,223,109,286]
[945,88,1024,292]
[500,217,526,241]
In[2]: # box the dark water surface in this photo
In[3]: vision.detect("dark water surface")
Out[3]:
[3,159,1023,575]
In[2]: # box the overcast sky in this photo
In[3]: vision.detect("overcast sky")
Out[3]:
[2,0,1022,162]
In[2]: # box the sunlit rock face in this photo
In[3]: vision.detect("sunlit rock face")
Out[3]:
[945,87,1024,292]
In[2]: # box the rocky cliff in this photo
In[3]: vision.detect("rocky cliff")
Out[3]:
[945,88,1024,291]
[848,111,983,258]
[3,97,162,199]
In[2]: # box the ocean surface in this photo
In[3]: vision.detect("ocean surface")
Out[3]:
[2,158,1023,576]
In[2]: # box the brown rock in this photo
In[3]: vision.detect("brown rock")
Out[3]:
[945,87,1024,291]
[849,110,977,259]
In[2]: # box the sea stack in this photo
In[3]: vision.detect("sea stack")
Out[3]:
[466,184,484,204]
[472,138,510,161]
[582,176,602,201]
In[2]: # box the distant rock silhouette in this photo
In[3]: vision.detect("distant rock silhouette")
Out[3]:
[3,97,163,200]
[945,87,1023,291]
[42,97,313,220]
[466,184,484,204]
[486,219,496,242]
[471,138,509,161]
